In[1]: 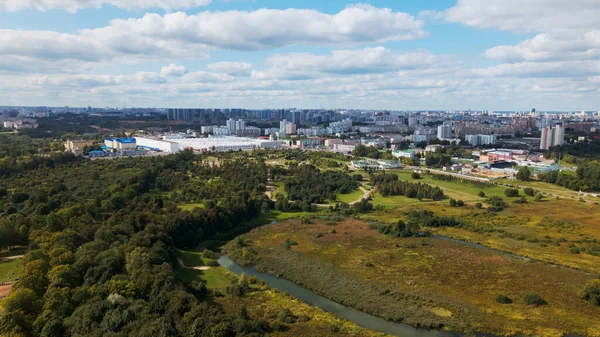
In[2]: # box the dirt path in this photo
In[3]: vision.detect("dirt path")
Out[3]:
[0,255,24,262]
[177,258,211,271]
[349,187,372,205]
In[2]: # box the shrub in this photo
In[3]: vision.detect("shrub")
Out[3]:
[456,200,465,207]
[504,188,519,197]
[315,233,324,238]
[524,187,535,196]
[475,203,483,209]
[280,238,298,250]
[478,191,485,198]
[535,193,543,202]
[411,172,421,179]
[570,246,581,254]
[300,217,313,224]
[524,293,547,306]
[278,308,296,324]
[449,199,457,207]
[582,280,600,306]
[496,294,512,304]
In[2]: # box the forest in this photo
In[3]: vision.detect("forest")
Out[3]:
[282,164,359,204]
[370,173,445,200]
[0,149,280,337]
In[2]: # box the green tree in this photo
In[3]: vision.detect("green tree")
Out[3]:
[516,167,531,181]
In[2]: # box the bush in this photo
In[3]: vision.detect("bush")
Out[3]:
[300,217,313,224]
[582,280,600,306]
[280,238,298,250]
[475,203,483,209]
[496,294,512,304]
[277,308,296,324]
[524,188,535,196]
[411,172,421,179]
[449,199,457,207]
[535,193,543,202]
[504,188,519,197]
[524,293,547,306]
[456,200,465,207]
[478,191,485,198]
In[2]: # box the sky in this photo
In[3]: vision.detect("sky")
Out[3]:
[0,0,598,111]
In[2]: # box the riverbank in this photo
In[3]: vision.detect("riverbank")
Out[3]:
[224,218,600,337]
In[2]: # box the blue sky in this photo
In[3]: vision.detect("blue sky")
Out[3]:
[0,0,598,110]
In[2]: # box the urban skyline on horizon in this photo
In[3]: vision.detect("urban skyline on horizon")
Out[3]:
[1,0,599,110]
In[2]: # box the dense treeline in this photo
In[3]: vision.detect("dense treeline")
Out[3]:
[538,161,600,192]
[283,164,359,204]
[371,173,444,200]
[430,174,495,189]
[0,149,276,337]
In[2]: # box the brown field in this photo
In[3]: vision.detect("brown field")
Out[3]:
[233,218,600,337]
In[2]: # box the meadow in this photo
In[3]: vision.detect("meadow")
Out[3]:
[228,219,600,337]
[0,258,21,283]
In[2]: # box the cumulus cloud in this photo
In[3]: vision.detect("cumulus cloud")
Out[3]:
[181,71,236,83]
[435,0,600,33]
[207,62,252,76]
[0,5,425,69]
[0,0,212,13]
[485,31,600,63]
[161,64,188,77]
[264,47,439,75]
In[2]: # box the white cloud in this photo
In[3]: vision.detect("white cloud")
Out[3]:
[435,0,600,33]
[0,0,212,13]
[0,5,425,70]
[161,64,188,77]
[88,5,426,50]
[485,31,600,63]
[181,71,236,83]
[264,47,439,75]
[207,62,252,76]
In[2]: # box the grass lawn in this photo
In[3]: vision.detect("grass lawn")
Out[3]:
[335,187,366,204]
[497,177,596,200]
[0,258,21,283]
[387,169,508,202]
[174,248,205,266]
[176,267,234,290]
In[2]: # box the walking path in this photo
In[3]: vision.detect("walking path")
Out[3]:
[177,258,211,271]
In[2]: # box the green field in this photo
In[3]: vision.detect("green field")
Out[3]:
[0,258,21,283]
[335,187,366,204]
[176,267,234,290]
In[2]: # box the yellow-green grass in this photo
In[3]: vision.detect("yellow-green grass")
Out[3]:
[236,219,600,337]
[174,248,206,267]
[497,177,597,200]
[243,210,316,227]
[216,276,388,337]
[176,267,234,290]
[177,203,204,211]
[426,198,600,273]
[386,169,508,202]
[0,258,21,283]
[335,187,366,204]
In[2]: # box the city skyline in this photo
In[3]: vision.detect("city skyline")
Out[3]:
[1,0,599,110]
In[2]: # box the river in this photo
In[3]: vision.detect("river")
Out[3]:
[217,255,493,337]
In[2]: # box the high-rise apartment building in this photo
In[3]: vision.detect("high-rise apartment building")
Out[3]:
[540,124,565,150]
[437,124,452,139]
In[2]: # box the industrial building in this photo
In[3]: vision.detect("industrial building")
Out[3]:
[104,138,137,152]
[170,136,282,152]
[134,137,180,153]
